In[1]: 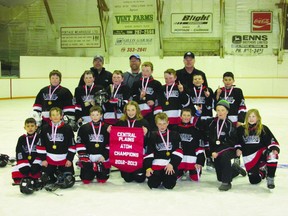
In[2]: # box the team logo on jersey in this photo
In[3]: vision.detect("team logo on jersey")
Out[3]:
[89,134,104,142]
[156,142,172,151]
[243,135,260,144]
[47,133,64,142]
[191,96,205,104]
[43,93,58,101]
[179,133,193,142]
[224,96,235,104]
[82,95,94,102]
[164,90,179,98]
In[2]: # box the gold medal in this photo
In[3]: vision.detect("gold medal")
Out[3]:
[165,101,169,106]
[143,97,146,100]
[27,155,32,160]
[84,101,90,107]
[216,140,221,145]
[166,151,170,156]
[48,101,52,105]
[52,144,57,149]
[95,143,100,148]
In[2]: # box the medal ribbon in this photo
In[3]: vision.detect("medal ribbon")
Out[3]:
[127,119,136,128]
[91,122,102,142]
[51,123,58,144]
[159,130,170,152]
[193,85,203,104]
[216,119,226,140]
[49,85,60,101]
[112,84,121,98]
[166,82,175,101]
[224,86,234,100]
[85,83,94,98]
[26,133,37,155]
[141,77,150,93]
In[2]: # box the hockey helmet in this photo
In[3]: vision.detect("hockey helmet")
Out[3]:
[0,154,9,167]
[20,178,35,195]
[94,90,109,106]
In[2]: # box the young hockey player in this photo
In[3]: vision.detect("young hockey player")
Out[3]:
[116,101,150,183]
[33,70,75,127]
[236,109,280,189]
[74,70,103,126]
[215,72,246,127]
[12,118,41,186]
[76,106,110,184]
[195,100,246,191]
[103,70,130,125]
[174,108,205,181]
[158,68,190,127]
[131,61,163,129]
[144,113,183,189]
[37,107,76,189]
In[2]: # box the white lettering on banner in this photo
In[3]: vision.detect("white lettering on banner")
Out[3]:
[120,144,133,149]
[114,151,139,157]
[115,159,138,166]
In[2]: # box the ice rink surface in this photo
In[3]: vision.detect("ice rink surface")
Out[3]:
[0,98,287,216]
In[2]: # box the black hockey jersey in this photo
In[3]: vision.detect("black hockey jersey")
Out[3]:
[173,123,205,169]
[74,84,103,121]
[33,85,74,122]
[215,86,247,123]
[144,130,183,171]
[37,122,76,166]
[76,121,110,164]
[131,76,163,116]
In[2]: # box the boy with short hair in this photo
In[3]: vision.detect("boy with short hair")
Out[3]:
[158,68,190,127]
[131,62,163,128]
[33,70,75,127]
[37,107,76,189]
[215,72,247,127]
[76,105,110,184]
[12,118,42,184]
[74,70,103,126]
[103,70,130,125]
[144,113,183,189]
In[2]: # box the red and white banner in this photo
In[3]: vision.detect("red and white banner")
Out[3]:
[109,126,144,173]
[251,11,272,32]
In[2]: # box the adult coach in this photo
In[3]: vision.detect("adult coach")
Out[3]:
[78,55,112,89]
[123,54,142,88]
[176,51,208,91]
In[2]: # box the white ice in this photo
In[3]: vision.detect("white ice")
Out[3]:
[0,98,287,216]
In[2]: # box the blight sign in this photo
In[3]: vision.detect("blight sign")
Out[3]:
[251,11,272,32]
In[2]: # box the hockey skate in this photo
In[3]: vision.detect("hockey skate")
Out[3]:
[218,183,232,191]
[267,177,275,189]
[206,157,215,171]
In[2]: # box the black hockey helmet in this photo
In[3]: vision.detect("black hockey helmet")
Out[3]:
[57,172,75,189]
[20,178,35,195]
[0,154,9,167]
[94,89,109,106]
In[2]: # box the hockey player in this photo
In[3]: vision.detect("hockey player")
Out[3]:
[131,61,163,129]
[76,105,110,184]
[12,118,42,184]
[144,113,183,189]
[37,107,76,189]
[174,108,205,181]
[215,72,247,127]
[195,100,246,191]
[103,70,130,125]
[33,70,75,127]
[158,68,190,127]
[189,73,214,170]
[236,109,280,189]
[115,101,150,183]
[74,70,103,126]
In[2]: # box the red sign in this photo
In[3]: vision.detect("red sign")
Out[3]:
[251,11,272,32]
[109,126,144,173]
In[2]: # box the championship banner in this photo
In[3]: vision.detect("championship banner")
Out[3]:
[110,126,144,173]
